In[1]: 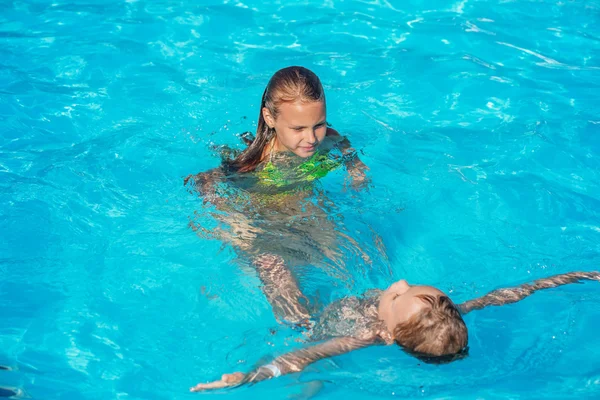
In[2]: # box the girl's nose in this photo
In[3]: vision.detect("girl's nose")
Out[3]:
[304,129,317,144]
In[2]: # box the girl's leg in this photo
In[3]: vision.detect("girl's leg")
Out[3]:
[252,253,311,326]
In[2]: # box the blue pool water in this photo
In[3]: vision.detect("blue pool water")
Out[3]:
[2,0,600,398]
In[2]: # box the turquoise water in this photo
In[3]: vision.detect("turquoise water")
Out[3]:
[2,0,600,398]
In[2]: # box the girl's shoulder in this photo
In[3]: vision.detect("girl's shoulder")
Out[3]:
[321,128,346,149]
[326,127,340,137]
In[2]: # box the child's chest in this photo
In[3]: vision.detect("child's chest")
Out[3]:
[310,297,376,341]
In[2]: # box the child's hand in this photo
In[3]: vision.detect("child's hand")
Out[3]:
[190,372,245,392]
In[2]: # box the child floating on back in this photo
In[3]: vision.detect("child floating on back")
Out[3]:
[190,269,599,391]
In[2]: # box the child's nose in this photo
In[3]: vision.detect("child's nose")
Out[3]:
[390,279,410,293]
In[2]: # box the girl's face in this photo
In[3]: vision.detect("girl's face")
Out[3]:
[264,100,327,158]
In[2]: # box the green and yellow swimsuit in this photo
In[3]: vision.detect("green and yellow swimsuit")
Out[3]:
[255,151,342,189]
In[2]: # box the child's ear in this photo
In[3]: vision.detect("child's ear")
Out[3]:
[378,329,394,345]
[262,107,275,129]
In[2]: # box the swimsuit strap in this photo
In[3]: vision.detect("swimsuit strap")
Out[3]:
[268,136,276,164]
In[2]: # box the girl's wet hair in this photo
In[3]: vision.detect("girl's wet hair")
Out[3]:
[393,294,468,360]
[225,66,325,172]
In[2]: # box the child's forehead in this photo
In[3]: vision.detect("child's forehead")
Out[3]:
[407,285,446,299]
[410,284,443,293]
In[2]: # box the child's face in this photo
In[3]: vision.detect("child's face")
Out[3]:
[265,100,327,158]
[378,280,447,334]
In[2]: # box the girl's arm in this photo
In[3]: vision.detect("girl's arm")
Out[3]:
[190,336,375,392]
[326,128,370,189]
[458,271,600,315]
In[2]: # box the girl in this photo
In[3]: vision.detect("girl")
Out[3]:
[223,66,368,181]
[187,66,368,192]
[186,67,383,326]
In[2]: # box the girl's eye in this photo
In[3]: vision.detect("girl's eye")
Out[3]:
[393,294,401,300]
[293,127,303,132]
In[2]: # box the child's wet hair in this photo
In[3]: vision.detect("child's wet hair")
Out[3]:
[226,66,325,172]
[393,294,468,360]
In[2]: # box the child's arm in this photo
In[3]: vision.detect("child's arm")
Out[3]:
[190,336,374,392]
[458,271,600,315]
[326,128,370,189]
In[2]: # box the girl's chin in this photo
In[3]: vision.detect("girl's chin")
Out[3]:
[294,147,317,157]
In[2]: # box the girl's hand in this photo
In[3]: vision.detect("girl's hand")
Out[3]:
[190,372,245,392]
[344,160,371,192]
[348,166,371,191]
[184,169,224,204]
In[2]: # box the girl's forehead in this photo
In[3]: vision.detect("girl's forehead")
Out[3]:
[277,101,326,121]
[279,100,325,113]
